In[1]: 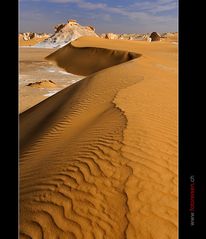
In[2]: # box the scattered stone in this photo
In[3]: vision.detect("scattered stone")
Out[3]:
[150,32,161,41]
[26,80,56,88]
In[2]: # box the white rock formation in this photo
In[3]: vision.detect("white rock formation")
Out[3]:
[20,32,50,41]
[105,33,118,40]
[34,19,98,48]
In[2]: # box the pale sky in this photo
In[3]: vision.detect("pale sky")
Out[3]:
[19,0,178,34]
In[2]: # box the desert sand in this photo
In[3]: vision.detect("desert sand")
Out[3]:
[20,36,178,239]
[26,80,56,88]
[19,48,84,113]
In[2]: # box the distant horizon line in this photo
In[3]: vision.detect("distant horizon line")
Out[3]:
[19,30,178,34]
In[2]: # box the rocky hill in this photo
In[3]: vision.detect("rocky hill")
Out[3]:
[34,19,98,48]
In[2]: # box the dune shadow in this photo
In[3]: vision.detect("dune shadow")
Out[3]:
[46,42,142,76]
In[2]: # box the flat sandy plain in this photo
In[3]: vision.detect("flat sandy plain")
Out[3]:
[20,36,178,239]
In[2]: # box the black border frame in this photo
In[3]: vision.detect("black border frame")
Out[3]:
[13,0,205,237]
[179,0,205,238]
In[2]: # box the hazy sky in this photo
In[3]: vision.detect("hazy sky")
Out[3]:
[19,0,178,34]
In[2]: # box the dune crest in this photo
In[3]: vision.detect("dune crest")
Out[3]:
[20,62,143,239]
[20,36,177,239]
[46,40,139,76]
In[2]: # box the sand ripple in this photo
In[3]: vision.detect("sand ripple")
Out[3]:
[20,37,177,239]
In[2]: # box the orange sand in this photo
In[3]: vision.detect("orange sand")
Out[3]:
[27,80,56,88]
[20,36,178,239]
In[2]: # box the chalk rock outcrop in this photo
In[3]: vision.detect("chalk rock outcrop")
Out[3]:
[35,19,98,48]
[105,33,119,40]
[20,32,50,41]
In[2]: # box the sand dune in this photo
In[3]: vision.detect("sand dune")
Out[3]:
[46,41,139,76]
[20,36,178,239]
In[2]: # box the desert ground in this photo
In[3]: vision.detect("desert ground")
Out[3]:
[20,36,178,239]
[19,48,84,113]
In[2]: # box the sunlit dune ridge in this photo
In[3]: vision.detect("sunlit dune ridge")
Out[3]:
[20,36,178,239]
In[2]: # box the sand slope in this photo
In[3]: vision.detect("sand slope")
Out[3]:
[20,37,178,239]
[46,41,139,76]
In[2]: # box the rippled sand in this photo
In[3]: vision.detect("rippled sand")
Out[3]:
[20,37,178,239]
